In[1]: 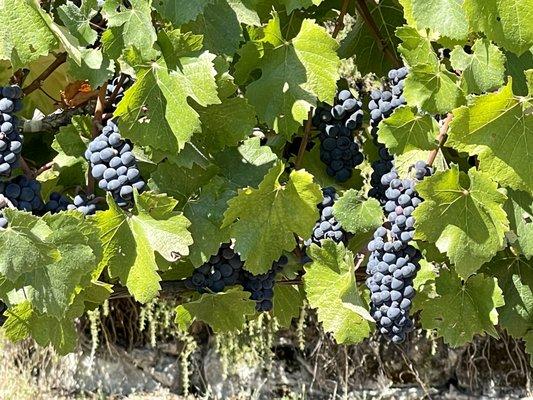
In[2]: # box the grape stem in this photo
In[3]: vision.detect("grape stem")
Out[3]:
[295,109,314,170]
[427,113,453,167]
[35,161,54,177]
[19,157,34,178]
[332,0,350,38]
[87,84,108,194]
[354,0,401,67]
[106,74,127,108]
[22,52,68,96]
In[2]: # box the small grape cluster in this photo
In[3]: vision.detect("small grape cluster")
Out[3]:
[185,243,244,293]
[368,67,408,203]
[240,255,288,312]
[312,89,364,182]
[85,119,145,207]
[366,161,433,343]
[105,76,132,110]
[44,192,98,215]
[305,187,346,246]
[0,85,23,176]
[0,175,43,212]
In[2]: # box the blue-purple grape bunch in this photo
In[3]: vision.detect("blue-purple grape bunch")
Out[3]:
[304,187,347,246]
[366,161,432,343]
[85,119,145,207]
[185,243,244,293]
[240,255,288,312]
[105,76,132,110]
[0,175,43,212]
[44,192,98,215]
[312,89,364,182]
[0,85,23,176]
[368,67,408,203]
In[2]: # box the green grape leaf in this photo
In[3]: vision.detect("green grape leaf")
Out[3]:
[102,0,157,60]
[223,162,322,274]
[304,241,372,344]
[464,0,533,55]
[447,81,533,193]
[504,189,533,258]
[450,38,506,94]
[411,259,437,312]
[0,210,60,282]
[176,287,256,332]
[2,301,33,342]
[396,25,438,67]
[413,166,509,277]
[0,0,58,69]
[154,0,213,25]
[115,54,220,153]
[184,178,235,267]
[410,0,469,41]
[280,0,324,13]
[403,62,466,114]
[246,19,339,138]
[421,269,504,347]
[57,0,98,46]
[197,97,256,150]
[333,190,383,236]
[273,284,303,328]
[338,0,404,76]
[505,50,533,97]
[377,107,439,155]
[68,47,114,88]
[95,192,193,303]
[484,252,533,338]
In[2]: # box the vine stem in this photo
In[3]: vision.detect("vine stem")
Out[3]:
[332,0,350,39]
[19,157,34,178]
[354,0,401,67]
[427,113,453,167]
[22,52,68,95]
[35,161,54,176]
[87,84,108,194]
[295,109,314,170]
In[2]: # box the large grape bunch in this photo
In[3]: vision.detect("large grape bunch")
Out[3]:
[85,119,145,207]
[366,161,433,343]
[240,256,288,312]
[312,89,364,182]
[304,187,347,246]
[368,67,408,203]
[105,76,132,110]
[0,85,23,176]
[185,243,244,293]
[44,192,98,216]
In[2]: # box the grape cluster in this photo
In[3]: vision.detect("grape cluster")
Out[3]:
[312,89,364,182]
[304,187,346,246]
[240,256,288,312]
[0,175,43,212]
[0,85,23,176]
[85,119,145,207]
[105,76,132,110]
[366,161,433,343]
[185,243,244,293]
[368,67,408,203]
[44,192,98,215]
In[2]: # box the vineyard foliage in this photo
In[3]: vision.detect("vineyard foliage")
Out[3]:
[0,0,531,357]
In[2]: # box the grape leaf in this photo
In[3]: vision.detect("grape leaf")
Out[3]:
[421,269,504,347]
[176,287,256,332]
[403,62,466,114]
[338,0,404,76]
[273,284,302,328]
[396,25,437,67]
[484,252,533,338]
[246,19,339,138]
[95,192,193,303]
[377,107,439,154]
[410,0,469,41]
[0,210,60,282]
[304,241,372,344]
[68,48,114,88]
[154,0,213,25]
[102,0,157,60]
[280,0,324,13]
[463,0,533,55]
[0,0,58,69]
[505,50,533,96]
[57,0,98,46]
[223,162,322,274]
[333,190,383,236]
[413,166,509,277]
[450,38,506,94]
[447,81,533,193]
[504,189,533,258]
[115,54,220,153]
[184,178,235,267]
